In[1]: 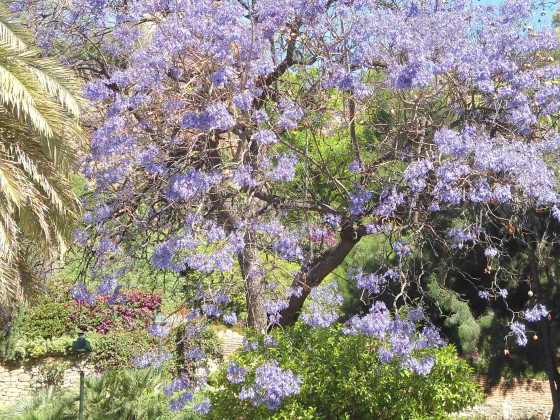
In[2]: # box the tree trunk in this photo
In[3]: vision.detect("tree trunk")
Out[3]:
[239,233,268,332]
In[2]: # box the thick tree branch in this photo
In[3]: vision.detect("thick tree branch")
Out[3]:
[277,223,369,327]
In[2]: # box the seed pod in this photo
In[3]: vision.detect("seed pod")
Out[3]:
[533,334,538,341]
[548,314,552,321]
[528,290,534,297]
[508,219,515,235]
[504,349,510,356]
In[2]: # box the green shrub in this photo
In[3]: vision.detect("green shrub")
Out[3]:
[89,330,155,372]
[0,290,163,372]
[16,298,74,340]
[0,386,78,420]
[84,368,164,420]
[207,323,482,420]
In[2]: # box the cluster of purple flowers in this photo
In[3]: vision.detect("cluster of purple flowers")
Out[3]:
[133,351,172,368]
[238,361,302,410]
[348,160,363,174]
[349,267,382,294]
[193,399,211,415]
[231,165,257,188]
[253,129,277,145]
[374,188,405,218]
[254,220,303,262]
[277,97,303,130]
[392,240,411,257]
[146,323,170,339]
[342,301,444,376]
[223,312,238,325]
[349,187,373,216]
[301,282,343,328]
[226,360,248,384]
[185,347,206,360]
[70,283,95,305]
[322,213,342,227]
[267,152,298,182]
[447,227,478,249]
[510,322,528,347]
[403,159,433,192]
[264,299,290,324]
[524,304,548,322]
[484,248,499,258]
[165,170,222,203]
[179,102,236,131]
[478,291,491,300]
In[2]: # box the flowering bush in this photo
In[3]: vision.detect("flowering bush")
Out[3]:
[67,291,162,335]
[206,323,481,419]
[1,290,163,372]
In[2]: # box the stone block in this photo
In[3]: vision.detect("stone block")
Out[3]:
[18,373,31,382]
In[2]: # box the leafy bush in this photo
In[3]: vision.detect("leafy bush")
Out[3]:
[84,368,164,420]
[89,330,155,372]
[207,323,482,420]
[0,386,77,420]
[9,290,161,340]
[0,290,163,372]
[0,336,74,362]
[0,369,167,420]
[15,298,74,339]
[0,331,155,372]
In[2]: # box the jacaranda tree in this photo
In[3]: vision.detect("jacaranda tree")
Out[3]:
[10,0,560,417]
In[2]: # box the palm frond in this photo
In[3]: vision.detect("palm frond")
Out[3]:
[0,3,30,52]
[0,6,88,307]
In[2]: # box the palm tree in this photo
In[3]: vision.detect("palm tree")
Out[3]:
[84,368,165,420]
[0,2,87,306]
[0,386,78,420]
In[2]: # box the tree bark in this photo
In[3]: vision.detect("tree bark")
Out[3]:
[278,223,367,327]
[239,231,268,332]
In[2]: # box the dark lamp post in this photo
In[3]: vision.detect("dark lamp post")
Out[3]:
[71,332,92,420]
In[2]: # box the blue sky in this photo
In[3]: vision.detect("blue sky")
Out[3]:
[479,0,558,27]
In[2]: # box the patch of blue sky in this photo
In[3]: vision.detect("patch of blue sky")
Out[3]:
[478,0,557,27]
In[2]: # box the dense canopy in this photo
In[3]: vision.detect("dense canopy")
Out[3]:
[7,0,560,416]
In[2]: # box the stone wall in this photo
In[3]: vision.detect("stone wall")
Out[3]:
[0,355,93,408]
[457,375,554,420]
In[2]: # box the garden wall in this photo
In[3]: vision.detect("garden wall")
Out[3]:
[457,374,554,420]
[0,356,93,407]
